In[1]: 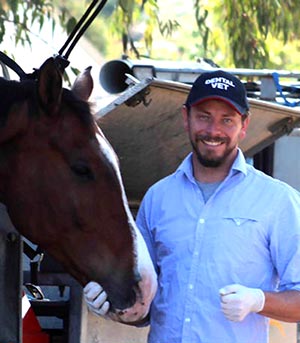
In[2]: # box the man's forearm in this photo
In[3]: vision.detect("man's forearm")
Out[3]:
[260,290,300,322]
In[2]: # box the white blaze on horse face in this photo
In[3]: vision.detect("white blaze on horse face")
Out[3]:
[96,130,157,322]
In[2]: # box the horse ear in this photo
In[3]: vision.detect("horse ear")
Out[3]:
[38,58,63,115]
[71,66,93,101]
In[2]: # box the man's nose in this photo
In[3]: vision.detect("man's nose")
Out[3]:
[205,119,221,134]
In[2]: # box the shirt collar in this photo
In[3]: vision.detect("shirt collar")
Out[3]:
[176,148,248,182]
[231,148,248,176]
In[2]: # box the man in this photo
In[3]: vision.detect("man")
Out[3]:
[84,70,300,343]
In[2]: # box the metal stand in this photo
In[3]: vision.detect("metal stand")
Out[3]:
[23,270,85,343]
[0,230,22,343]
[0,201,86,342]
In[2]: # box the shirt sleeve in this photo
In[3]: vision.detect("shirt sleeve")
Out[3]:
[269,187,300,292]
[136,190,159,275]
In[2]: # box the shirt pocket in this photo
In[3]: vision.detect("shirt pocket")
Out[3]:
[218,212,270,261]
[221,209,262,232]
[230,217,252,227]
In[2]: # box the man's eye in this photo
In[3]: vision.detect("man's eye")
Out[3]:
[198,114,210,121]
[223,118,232,123]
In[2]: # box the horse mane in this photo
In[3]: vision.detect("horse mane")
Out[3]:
[0,77,94,128]
[63,88,94,127]
[0,78,33,126]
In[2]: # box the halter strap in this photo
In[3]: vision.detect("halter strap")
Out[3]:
[0,51,28,80]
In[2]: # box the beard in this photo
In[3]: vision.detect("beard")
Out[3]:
[191,134,236,168]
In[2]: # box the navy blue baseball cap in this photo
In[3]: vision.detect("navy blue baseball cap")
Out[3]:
[185,70,249,116]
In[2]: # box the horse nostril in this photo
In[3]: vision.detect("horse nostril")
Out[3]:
[109,286,137,311]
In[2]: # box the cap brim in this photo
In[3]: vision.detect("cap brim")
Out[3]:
[191,96,247,116]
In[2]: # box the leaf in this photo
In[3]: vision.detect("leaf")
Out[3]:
[66,16,77,35]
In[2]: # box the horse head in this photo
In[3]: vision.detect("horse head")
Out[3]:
[0,58,157,321]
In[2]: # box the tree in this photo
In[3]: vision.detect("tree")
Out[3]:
[1,0,300,69]
[109,0,300,69]
[193,0,300,68]
[0,0,95,80]
[0,0,74,47]
[109,0,179,58]
[0,0,180,60]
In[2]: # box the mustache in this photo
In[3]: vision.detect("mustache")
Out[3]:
[195,135,228,144]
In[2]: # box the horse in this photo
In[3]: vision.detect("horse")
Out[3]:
[0,57,157,322]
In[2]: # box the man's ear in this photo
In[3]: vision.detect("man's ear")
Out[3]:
[240,115,250,140]
[182,105,189,132]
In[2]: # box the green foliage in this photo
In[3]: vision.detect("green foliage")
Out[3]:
[0,0,59,47]
[157,18,180,38]
[53,0,110,56]
[195,0,300,68]
[108,0,181,58]
[107,0,300,68]
[2,0,300,70]
[194,0,209,54]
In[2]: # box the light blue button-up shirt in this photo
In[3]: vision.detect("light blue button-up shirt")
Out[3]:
[136,150,300,343]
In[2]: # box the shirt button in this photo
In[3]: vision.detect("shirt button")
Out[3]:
[188,284,194,290]
[185,317,191,323]
[199,218,205,224]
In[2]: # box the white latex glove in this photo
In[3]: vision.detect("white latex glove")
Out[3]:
[84,281,110,317]
[219,284,265,322]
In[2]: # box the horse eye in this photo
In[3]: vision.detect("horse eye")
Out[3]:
[71,162,95,180]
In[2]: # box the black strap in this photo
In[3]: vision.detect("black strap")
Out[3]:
[23,240,43,261]
[23,240,44,284]
[58,0,108,60]
[0,51,27,79]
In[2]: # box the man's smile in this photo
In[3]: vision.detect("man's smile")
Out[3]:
[197,136,227,147]
[202,139,224,146]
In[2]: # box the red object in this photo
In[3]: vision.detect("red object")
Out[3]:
[22,293,50,343]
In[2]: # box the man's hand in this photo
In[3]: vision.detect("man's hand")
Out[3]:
[219,284,265,322]
[84,281,110,317]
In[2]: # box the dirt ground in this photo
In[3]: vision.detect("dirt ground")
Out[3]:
[269,321,297,343]
[86,314,298,343]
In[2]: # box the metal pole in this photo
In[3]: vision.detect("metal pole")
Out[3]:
[0,202,22,343]
[296,323,300,343]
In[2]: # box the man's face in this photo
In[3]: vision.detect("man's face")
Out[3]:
[182,99,250,168]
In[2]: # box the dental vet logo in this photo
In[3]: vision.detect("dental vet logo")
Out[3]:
[205,77,235,91]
